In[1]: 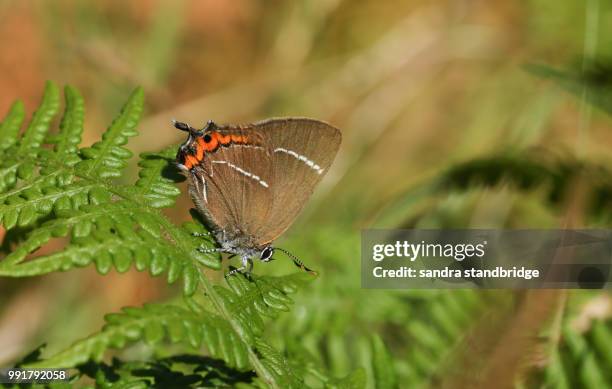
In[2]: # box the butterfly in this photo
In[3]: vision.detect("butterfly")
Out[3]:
[174,118,341,275]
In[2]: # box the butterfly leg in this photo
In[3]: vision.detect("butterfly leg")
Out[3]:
[191,231,211,238]
[197,247,223,254]
[224,257,254,279]
[225,266,245,277]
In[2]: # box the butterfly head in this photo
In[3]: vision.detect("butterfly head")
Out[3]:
[174,120,218,171]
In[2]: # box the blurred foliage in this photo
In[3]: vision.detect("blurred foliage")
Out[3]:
[526,60,612,116]
[1,1,612,388]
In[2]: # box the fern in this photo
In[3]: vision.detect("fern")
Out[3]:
[27,303,250,370]
[526,59,612,115]
[217,272,313,335]
[529,318,612,388]
[0,82,215,294]
[0,83,356,388]
[374,151,612,229]
[22,273,312,372]
[265,225,508,388]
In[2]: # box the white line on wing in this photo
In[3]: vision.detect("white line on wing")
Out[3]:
[212,160,269,188]
[274,147,324,174]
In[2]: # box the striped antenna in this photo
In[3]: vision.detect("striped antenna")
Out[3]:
[275,247,318,276]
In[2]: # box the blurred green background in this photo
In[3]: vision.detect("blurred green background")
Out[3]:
[1,0,611,387]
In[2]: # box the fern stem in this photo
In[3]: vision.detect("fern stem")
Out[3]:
[152,214,279,387]
[196,270,280,389]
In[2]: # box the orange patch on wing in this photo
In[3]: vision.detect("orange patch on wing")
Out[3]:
[184,132,257,170]
[217,133,232,145]
[203,131,253,153]
[183,132,258,171]
[195,138,205,160]
[203,135,219,152]
[230,134,246,143]
[184,155,199,169]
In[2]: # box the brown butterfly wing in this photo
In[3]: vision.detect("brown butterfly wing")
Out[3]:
[251,118,342,245]
[189,128,274,242]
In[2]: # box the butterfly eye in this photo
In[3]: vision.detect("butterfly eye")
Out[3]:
[260,247,274,262]
[203,133,212,143]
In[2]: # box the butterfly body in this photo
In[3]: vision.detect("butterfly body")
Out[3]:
[175,118,341,275]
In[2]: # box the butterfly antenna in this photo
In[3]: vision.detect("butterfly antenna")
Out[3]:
[172,119,200,135]
[275,247,318,276]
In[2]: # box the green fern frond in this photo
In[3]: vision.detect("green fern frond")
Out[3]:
[76,87,142,179]
[252,337,305,388]
[524,317,612,388]
[217,272,313,337]
[23,278,312,388]
[18,81,61,155]
[541,320,612,388]
[0,82,217,295]
[134,147,182,208]
[276,272,496,388]
[439,153,612,224]
[53,85,84,161]
[526,60,612,115]
[376,152,612,228]
[27,273,314,384]
[26,303,249,370]
[370,335,398,389]
[0,100,25,152]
